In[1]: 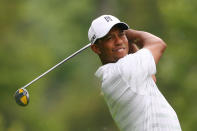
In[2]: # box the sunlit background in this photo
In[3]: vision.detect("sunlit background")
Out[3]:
[0,0,197,130]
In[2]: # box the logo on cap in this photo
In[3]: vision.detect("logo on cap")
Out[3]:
[91,34,96,43]
[104,16,113,22]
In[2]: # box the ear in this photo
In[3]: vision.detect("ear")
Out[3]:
[91,44,101,54]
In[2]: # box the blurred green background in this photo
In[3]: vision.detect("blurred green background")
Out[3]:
[0,0,197,130]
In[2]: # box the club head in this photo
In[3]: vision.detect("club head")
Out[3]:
[15,88,29,106]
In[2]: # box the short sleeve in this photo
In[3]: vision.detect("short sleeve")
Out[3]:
[117,48,156,86]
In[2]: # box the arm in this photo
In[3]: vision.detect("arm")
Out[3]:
[125,29,167,64]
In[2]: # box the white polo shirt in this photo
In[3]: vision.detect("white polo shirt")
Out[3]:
[95,48,181,131]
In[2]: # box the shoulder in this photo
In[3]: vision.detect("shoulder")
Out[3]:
[118,48,152,63]
[117,48,156,79]
[117,48,151,70]
[95,48,155,81]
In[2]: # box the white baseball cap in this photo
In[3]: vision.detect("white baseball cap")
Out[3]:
[88,15,129,44]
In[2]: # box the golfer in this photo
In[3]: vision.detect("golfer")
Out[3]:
[88,15,182,131]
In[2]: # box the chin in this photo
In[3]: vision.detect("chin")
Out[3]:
[119,51,128,57]
[115,53,127,61]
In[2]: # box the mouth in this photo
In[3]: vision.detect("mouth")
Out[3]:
[112,47,126,53]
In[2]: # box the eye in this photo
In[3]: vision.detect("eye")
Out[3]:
[103,35,112,41]
[119,31,125,37]
[106,35,112,40]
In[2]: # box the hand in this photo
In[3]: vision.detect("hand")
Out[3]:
[126,30,140,54]
[152,75,156,83]
[129,43,139,54]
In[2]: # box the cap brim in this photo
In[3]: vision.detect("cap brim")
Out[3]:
[115,22,129,30]
[98,22,129,40]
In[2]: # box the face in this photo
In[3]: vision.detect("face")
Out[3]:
[91,26,129,64]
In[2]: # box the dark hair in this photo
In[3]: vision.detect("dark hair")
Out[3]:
[94,39,100,45]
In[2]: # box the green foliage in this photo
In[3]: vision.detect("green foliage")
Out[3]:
[0,0,196,130]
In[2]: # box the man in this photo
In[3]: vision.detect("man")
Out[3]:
[88,15,182,131]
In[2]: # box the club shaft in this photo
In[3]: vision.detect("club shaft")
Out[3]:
[22,43,91,89]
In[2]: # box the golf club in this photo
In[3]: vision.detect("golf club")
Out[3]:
[15,43,91,106]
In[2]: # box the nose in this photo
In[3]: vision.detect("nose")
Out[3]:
[114,35,123,46]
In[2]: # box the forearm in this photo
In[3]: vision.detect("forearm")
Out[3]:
[125,29,164,47]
